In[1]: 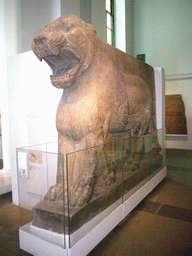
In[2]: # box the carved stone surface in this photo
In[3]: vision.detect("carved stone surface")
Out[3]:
[31,15,161,232]
[165,94,187,134]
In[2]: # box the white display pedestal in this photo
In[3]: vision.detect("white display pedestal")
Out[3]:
[19,167,166,256]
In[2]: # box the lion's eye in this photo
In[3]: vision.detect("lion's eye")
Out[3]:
[65,24,75,33]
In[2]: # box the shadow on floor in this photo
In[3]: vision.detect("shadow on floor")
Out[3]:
[166,148,192,187]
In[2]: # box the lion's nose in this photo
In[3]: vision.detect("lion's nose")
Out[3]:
[33,36,48,46]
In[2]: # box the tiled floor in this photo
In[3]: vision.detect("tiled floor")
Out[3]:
[166,148,192,187]
[0,193,31,256]
[0,149,192,256]
[87,177,192,256]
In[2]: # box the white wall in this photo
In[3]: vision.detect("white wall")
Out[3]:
[7,51,62,204]
[61,0,80,17]
[2,0,19,56]
[0,0,20,173]
[133,0,192,149]
[20,0,61,53]
[0,0,11,194]
[0,0,9,167]
[133,0,192,75]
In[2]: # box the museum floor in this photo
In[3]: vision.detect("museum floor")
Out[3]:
[0,149,192,256]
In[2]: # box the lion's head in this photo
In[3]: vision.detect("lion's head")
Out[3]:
[32,15,96,88]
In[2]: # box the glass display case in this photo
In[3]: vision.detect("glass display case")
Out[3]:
[18,129,166,256]
[17,142,66,249]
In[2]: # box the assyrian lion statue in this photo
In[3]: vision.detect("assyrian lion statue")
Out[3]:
[32,15,160,208]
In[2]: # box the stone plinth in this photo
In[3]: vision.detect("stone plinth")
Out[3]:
[32,152,162,234]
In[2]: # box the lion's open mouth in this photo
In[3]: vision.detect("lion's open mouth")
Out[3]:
[43,48,80,82]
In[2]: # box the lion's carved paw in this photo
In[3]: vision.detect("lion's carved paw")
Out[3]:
[123,155,140,172]
[124,162,139,172]
[44,184,63,202]
[69,184,93,208]
[105,172,116,186]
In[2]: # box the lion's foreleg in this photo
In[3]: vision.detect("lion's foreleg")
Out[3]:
[68,145,99,207]
[44,134,75,202]
[123,136,144,172]
[102,138,121,186]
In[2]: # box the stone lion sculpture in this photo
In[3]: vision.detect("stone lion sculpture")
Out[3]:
[32,15,160,208]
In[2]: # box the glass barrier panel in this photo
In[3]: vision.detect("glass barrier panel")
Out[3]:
[17,146,66,249]
[122,128,165,202]
[17,129,165,251]
[66,139,123,247]
[149,128,166,179]
[122,135,151,201]
[18,141,58,153]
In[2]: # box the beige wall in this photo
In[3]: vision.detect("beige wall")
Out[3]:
[92,0,107,42]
